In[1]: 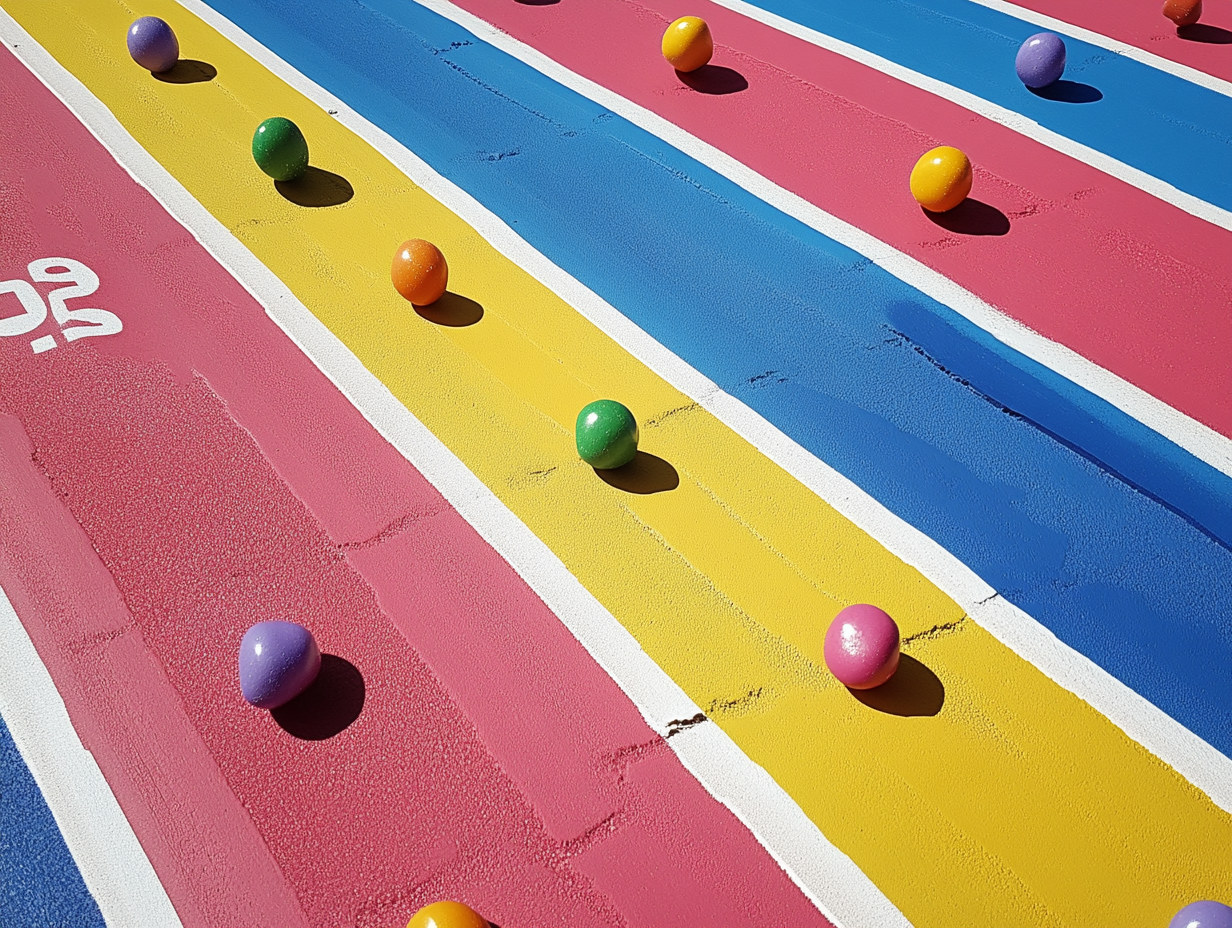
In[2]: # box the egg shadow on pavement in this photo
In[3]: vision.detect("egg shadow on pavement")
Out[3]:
[925,199,1010,236]
[1029,80,1102,103]
[275,167,355,208]
[272,654,365,740]
[1177,23,1232,43]
[596,451,680,494]
[677,65,749,95]
[848,654,944,717]
[152,59,217,83]
[414,292,485,327]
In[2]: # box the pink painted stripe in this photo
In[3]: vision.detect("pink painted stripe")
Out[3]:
[1012,0,1232,85]
[453,0,1232,442]
[0,45,828,928]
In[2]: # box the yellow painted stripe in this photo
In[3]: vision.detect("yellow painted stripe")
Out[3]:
[12,1,1229,925]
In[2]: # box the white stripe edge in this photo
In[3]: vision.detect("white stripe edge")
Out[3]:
[708,0,1232,235]
[181,0,1232,819]
[421,0,1232,482]
[1,8,910,928]
[0,585,184,928]
[967,0,1232,100]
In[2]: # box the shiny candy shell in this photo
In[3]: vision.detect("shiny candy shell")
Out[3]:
[252,117,310,182]
[909,145,973,213]
[1163,0,1203,27]
[407,900,489,928]
[391,239,449,306]
[239,621,321,709]
[1015,32,1066,89]
[662,16,713,72]
[1170,901,1232,928]
[576,399,639,470]
[824,604,901,690]
[127,16,179,74]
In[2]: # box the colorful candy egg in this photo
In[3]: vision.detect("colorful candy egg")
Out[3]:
[392,239,449,306]
[662,16,713,72]
[824,604,901,690]
[252,117,310,182]
[1015,32,1066,89]
[576,400,639,470]
[909,146,973,213]
[407,900,489,928]
[127,16,179,74]
[239,621,321,710]
[1163,0,1203,27]
[1169,901,1232,928]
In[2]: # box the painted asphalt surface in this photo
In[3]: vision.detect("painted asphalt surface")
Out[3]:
[455,0,1232,445]
[0,37,826,928]
[196,0,1232,763]
[0,717,104,928]
[1011,0,1232,85]
[7,0,1232,921]
[730,0,1232,213]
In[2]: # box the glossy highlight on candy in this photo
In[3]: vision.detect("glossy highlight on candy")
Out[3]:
[1015,33,1066,89]
[1163,0,1203,27]
[126,16,179,74]
[824,604,901,690]
[407,900,489,928]
[238,621,322,710]
[391,239,449,306]
[662,16,713,73]
[252,117,309,182]
[909,145,972,213]
[576,399,639,470]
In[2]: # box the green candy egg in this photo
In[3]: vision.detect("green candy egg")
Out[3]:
[252,117,309,182]
[576,400,639,470]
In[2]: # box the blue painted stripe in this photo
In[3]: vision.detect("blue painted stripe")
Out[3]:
[202,0,1232,759]
[733,0,1232,215]
[0,714,104,928]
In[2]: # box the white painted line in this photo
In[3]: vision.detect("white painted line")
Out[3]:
[967,0,1232,100]
[707,0,1232,234]
[0,585,183,928]
[7,10,1231,928]
[175,0,1232,820]
[414,0,1232,484]
[1,11,910,928]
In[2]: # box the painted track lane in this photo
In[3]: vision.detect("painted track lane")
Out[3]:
[0,715,104,928]
[0,41,828,928]
[12,3,1232,927]
[451,0,1232,454]
[1005,0,1232,87]
[715,0,1232,216]
[178,0,1232,768]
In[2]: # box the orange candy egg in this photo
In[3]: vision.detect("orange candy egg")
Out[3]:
[406,900,489,928]
[662,16,713,72]
[392,239,449,306]
[1163,0,1202,26]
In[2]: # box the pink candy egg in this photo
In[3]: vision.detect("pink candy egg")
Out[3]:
[824,604,901,689]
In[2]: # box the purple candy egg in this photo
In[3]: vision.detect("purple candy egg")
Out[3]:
[239,621,321,709]
[1015,32,1066,89]
[1171,901,1232,928]
[127,16,179,74]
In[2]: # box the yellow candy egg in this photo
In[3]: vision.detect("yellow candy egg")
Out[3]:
[662,16,713,72]
[406,900,488,928]
[909,146,973,213]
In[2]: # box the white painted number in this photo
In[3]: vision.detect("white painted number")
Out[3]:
[0,257,122,353]
[0,278,47,338]
[27,258,122,343]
